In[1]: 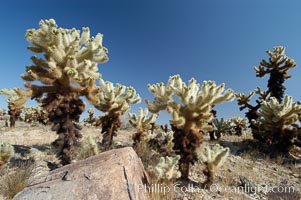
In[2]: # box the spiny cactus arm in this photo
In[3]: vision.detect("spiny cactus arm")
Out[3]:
[168,76,235,130]
[210,145,230,168]
[154,155,181,180]
[254,87,270,101]
[254,46,297,78]
[24,19,108,85]
[198,144,230,167]
[0,88,32,108]
[91,79,141,116]
[145,82,173,113]
[257,96,301,127]
[128,108,157,131]
[235,91,255,110]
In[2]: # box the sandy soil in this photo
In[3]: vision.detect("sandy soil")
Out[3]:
[0,121,300,200]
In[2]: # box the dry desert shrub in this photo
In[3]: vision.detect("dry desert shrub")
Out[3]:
[0,161,33,200]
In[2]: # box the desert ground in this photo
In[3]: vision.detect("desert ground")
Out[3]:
[0,121,300,200]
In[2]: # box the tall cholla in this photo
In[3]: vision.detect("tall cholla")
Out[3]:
[90,78,141,148]
[198,144,229,186]
[252,95,301,152]
[129,107,157,145]
[0,88,31,128]
[254,46,297,103]
[145,75,235,180]
[16,19,108,165]
[0,142,15,167]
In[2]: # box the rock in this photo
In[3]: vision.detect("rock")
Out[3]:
[13,147,149,200]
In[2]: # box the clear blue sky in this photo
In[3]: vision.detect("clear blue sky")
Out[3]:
[0,0,301,124]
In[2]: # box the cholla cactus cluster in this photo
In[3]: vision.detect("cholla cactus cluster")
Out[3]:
[198,144,230,186]
[0,142,14,167]
[252,95,301,151]
[146,75,235,179]
[20,105,48,124]
[150,155,181,181]
[254,46,296,102]
[0,88,32,127]
[90,78,141,148]
[128,108,157,145]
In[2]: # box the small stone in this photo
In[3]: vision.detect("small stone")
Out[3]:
[292,173,299,178]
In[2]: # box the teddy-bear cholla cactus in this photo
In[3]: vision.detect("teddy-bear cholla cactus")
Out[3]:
[18,19,108,165]
[198,144,229,186]
[151,155,181,181]
[254,46,297,103]
[83,108,98,127]
[145,75,235,179]
[252,95,301,152]
[90,78,141,148]
[0,88,32,128]
[230,116,248,136]
[236,87,270,141]
[129,107,157,145]
[0,142,14,167]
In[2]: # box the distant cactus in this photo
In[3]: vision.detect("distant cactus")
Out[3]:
[252,95,301,152]
[0,108,7,120]
[146,75,235,180]
[229,116,248,136]
[20,105,48,125]
[254,46,297,103]
[212,118,232,139]
[83,108,98,127]
[198,144,229,186]
[89,78,141,149]
[128,108,157,145]
[0,143,14,167]
[0,88,31,128]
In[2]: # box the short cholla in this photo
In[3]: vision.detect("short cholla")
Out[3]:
[129,108,157,145]
[151,155,181,181]
[83,108,98,127]
[229,116,248,136]
[0,142,14,167]
[198,144,229,186]
[252,95,301,152]
[0,88,31,127]
[145,75,235,179]
[16,19,108,165]
[90,78,141,148]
